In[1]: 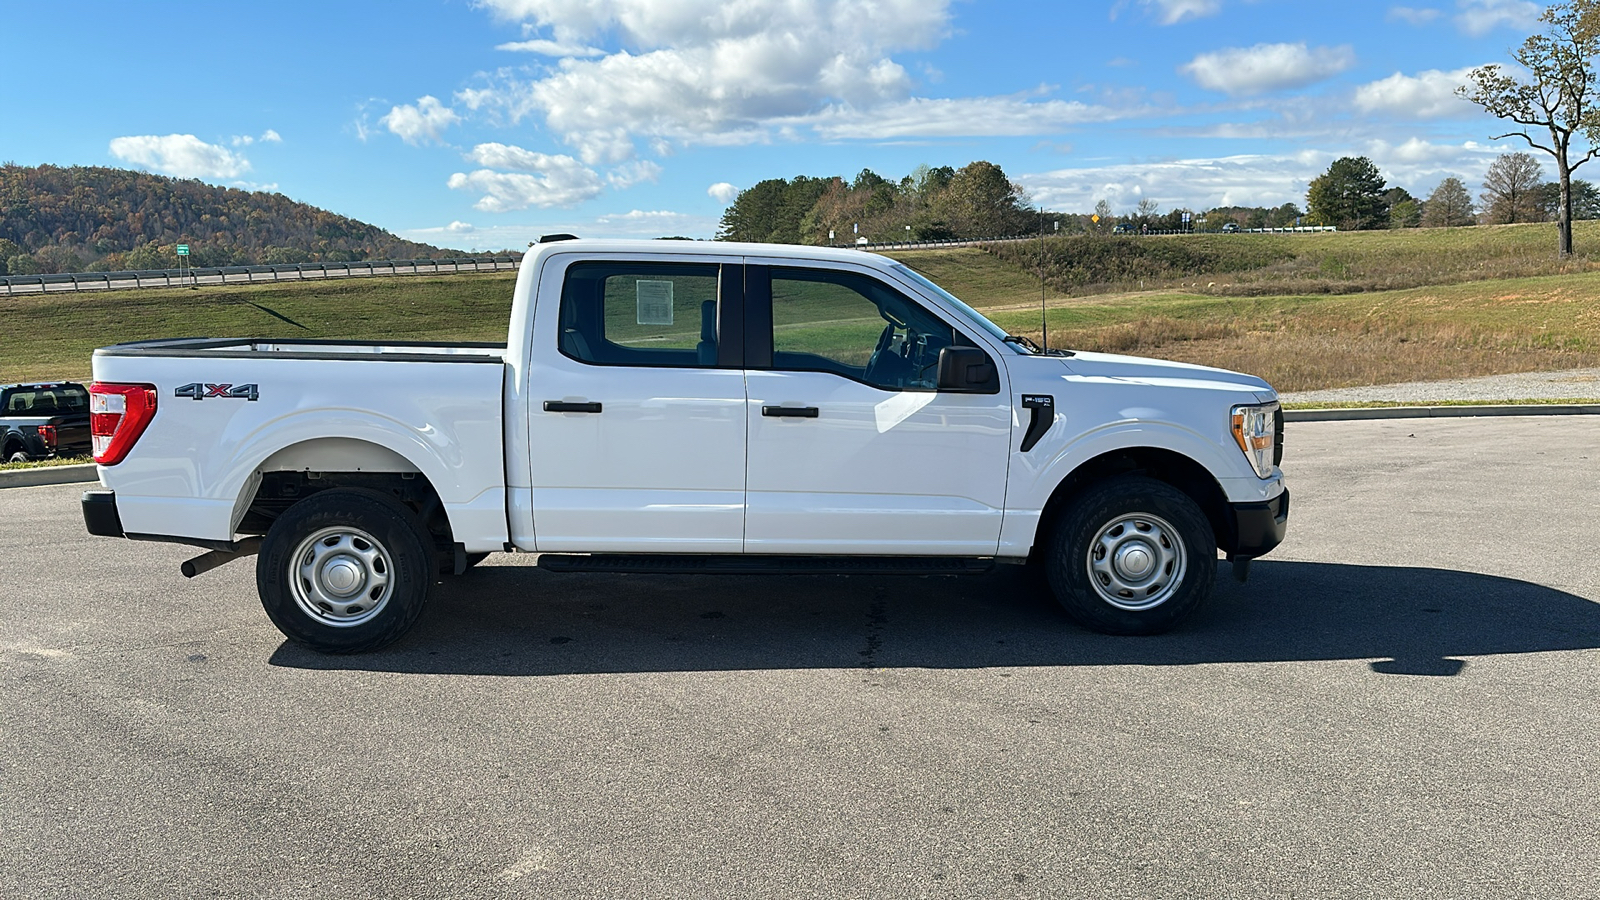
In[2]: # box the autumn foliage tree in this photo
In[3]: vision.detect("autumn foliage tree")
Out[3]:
[717,160,1033,244]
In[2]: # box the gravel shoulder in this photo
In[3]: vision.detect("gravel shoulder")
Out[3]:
[1281,367,1600,405]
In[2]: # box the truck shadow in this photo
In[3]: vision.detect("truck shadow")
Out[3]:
[268,560,1600,677]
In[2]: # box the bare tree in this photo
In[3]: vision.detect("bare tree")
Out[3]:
[1459,0,1600,255]
[1093,198,1114,232]
[1482,152,1548,223]
[1421,177,1476,226]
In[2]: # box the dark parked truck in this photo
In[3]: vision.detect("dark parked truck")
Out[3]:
[1,381,91,462]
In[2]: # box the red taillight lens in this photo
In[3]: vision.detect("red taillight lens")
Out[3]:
[38,425,56,450]
[89,382,158,466]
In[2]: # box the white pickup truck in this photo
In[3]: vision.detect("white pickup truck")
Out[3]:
[82,237,1287,652]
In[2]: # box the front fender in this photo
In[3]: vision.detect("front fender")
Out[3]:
[996,418,1245,557]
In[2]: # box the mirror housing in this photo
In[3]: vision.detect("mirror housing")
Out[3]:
[936,346,1000,394]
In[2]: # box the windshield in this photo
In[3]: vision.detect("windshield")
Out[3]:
[889,264,1023,352]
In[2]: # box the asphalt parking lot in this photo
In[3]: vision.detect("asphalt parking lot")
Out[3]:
[2,416,1597,899]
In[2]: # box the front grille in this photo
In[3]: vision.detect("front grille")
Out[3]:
[1273,406,1285,466]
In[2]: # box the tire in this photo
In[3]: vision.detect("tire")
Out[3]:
[256,488,436,653]
[1045,475,1216,635]
[6,450,29,464]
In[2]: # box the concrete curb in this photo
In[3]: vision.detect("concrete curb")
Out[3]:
[0,464,98,490]
[1285,404,1600,422]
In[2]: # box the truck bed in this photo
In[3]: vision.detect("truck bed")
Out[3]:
[91,337,509,551]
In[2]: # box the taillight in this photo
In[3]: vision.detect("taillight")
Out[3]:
[38,425,56,451]
[89,382,158,465]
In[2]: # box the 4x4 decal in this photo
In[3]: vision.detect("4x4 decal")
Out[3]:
[175,382,259,401]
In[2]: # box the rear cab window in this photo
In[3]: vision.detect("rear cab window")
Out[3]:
[557,262,729,368]
[2,385,88,416]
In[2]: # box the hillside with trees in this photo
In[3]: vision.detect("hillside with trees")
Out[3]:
[0,163,456,276]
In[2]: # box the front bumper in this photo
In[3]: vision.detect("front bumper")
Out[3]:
[1225,488,1288,559]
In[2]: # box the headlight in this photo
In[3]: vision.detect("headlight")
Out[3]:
[1231,402,1280,479]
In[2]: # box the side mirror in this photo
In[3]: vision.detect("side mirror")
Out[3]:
[936,346,1000,394]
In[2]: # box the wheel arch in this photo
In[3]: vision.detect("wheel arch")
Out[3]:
[235,437,454,551]
[1034,446,1232,559]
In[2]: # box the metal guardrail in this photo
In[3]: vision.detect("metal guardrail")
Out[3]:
[0,256,522,296]
[849,226,1338,251]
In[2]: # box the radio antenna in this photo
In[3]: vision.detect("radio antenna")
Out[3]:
[1039,209,1049,352]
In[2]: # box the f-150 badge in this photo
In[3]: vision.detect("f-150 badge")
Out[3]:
[175,382,259,401]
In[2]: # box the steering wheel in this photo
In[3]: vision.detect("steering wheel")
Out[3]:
[865,322,914,387]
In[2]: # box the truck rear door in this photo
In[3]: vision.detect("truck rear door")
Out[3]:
[526,257,748,553]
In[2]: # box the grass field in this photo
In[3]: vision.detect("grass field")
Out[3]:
[5,223,1600,392]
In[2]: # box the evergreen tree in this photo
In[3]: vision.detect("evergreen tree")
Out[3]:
[1306,157,1388,230]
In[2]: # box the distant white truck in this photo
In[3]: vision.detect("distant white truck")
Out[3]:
[82,238,1287,652]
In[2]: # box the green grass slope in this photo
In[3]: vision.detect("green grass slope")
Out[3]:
[6,223,1600,392]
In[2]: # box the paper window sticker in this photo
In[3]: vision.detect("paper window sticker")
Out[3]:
[636,280,674,325]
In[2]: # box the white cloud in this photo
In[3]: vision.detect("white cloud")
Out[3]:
[1138,0,1222,24]
[381,96,460,145]
[447,221,476,233]
[708,182,739,203]
[1181,43,1356,96]
[1022,154,1322,213]
[607,159,663,188]
[595,209,704,230]
[1019,142,1507,213]
[1388,6,1443,24]
[108,134,251,179]
[400,211,720,246]
[799,94,1143,139]
[449,143,604,210]
[462,0,953,161]
[1456,0,1540,36]
[1354,67,1481,118]
[230,129,283,147]
[495,38,605,56]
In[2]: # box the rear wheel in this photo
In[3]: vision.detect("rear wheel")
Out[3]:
[256,488,435,653]
[6,449,28,463]
[1045,475,1215,635]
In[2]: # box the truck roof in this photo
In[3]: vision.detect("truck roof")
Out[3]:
[1,381,84,391]
[524,239,898,270]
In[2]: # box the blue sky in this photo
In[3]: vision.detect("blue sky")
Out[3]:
[0,0,1557,250]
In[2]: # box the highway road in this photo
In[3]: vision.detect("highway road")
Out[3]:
[2,417,1597,898]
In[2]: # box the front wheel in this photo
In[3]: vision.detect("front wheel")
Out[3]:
[1045,476,1216,635]
[256,488,436,653]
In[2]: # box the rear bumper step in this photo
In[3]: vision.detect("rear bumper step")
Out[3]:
[537,554,995,576]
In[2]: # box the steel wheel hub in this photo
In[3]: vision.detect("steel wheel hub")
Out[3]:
[1086,513,1187,611]
[289,526,394,627]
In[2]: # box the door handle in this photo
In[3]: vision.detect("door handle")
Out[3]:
[543,401,602,413]
[762,405,819,418]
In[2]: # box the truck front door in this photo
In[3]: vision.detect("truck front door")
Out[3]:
[742,262,1013,556]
